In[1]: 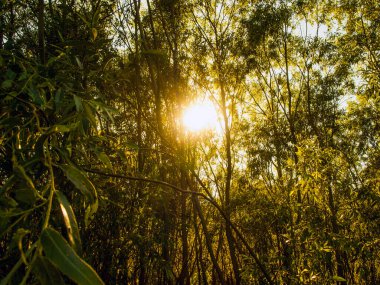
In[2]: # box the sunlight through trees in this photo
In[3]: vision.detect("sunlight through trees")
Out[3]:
[0,0,379,284]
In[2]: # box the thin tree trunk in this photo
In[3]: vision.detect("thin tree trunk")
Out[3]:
[219,72,240,285]
[0,1,4,49]
[38,0,45,64]
[192,195,225,285]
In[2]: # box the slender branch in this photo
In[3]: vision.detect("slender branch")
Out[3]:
[84,168,204,197]
[84,167,274,284]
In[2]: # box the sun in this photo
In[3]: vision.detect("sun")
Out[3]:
[182,100,219,132]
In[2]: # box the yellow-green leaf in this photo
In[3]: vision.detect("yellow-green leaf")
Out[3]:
[84,198,98,227]
[96,152,112,171]
[92,28,98,41]
[56,191,82,255]
[41,228,104,285]
[333,276,347,282]
[59,164,97,204]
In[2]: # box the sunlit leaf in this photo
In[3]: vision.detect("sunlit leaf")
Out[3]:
[51,125,71,133]
[96,152,112,171]
[41,228,104,285]
[333,276,347,282]
[92,28,98,41]
[84,198,98,228]
[56,191,82,255]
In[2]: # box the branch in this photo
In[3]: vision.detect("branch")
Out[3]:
[84,168,206,197]
[84,168,274,284]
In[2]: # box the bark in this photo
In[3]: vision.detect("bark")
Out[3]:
[219,69,240,285]
[38,0,45,64]
[0,1,4,49]
[192,195,225,285]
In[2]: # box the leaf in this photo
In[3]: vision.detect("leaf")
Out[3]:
[74,95,83,112]
[34,134,48,158]
[77,13,90,28]
[75,56,83,70]
[333,276,347,282]
[54,88,63,109]
[56,191,82,255]
[59,164,97,204]
[0,195,18,208]
[12,155,41,199]
[32,256,66,285]
[14,187,36,205]
[92,9,100,25]
[88,100,116,124]
[11,228,30,264]
[10,228,30,250]
[84,198,98,227]
[92,28,98,41]
[28,87,44,105]
[83,102,97,127]
[41,228,104,285]
[142,49,167,57]
[50,124,71,133]
[1,79,13,89]
[96,152,112,171]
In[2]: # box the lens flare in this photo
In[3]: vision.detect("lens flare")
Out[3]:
[182,100,219,132]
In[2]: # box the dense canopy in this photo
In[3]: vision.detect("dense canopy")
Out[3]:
[0,0,379,284]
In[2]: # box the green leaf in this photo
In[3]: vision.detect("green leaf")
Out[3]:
[77,13,91,28]
[18,72,29,81]
[32,256,66,285]
[34,134,48,158]
[74,95,83,112]
[88,100,116,124]
[56,191,82,255]
[12,155,41,199]
[96,152,112,171]
[75,56,83,70]
[142,49,167,57]
[333,276,347,282]
[1,79,13,89]
[51,124,71,133]
[84,198,98,227]
[59,164,97,204]
[10,228,30,251]
[11,228,30,264]
[83,102,97,127]
[28,87,44,105]
[41,228,104,285]
[14,187,36,205]
[0,195,18,208]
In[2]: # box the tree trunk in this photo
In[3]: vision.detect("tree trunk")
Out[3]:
[219,73,240,285]
[192,195,225,285]
[0,1,4,49]
[38,0,45,64]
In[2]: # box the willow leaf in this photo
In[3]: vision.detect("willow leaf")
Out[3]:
[41,228,104,285]
[56,191,82,255]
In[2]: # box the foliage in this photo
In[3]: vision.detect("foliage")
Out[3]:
[1,0,379,284]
